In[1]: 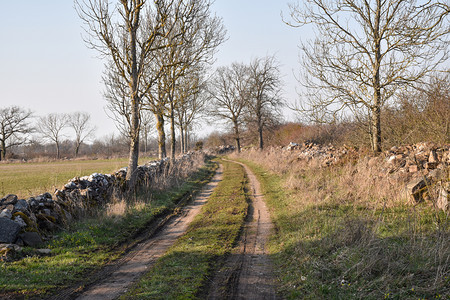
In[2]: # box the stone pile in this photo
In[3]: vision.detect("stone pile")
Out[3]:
[285,142,358,167]
[0,152,204,256]
[285,141,449,210]
[0,192,64,261]
[381,142,449,210]
[382,142,449,175]
[205,145,235,155]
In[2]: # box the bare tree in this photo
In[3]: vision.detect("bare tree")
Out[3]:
[75,0,176,188]
[247,56,284,150]
[140,109,154,154]
[286,0,449,152]
[68,112,96,157]
[175,67,208,153]
[208,63,251,152]
[37,113,68,159]
[144,0,226,159]
[0,106,33,160]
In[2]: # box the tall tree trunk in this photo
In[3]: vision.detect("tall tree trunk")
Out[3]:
[257,107,264,150]
[1,139,5,160]
[180,124,185,154]
[170,105,176,160]
[56,141,60,159]
[372,1,382,154]
[371,104,381,153]
[233,120,241,153]
[144,128,148,155]
[155,112,166,159]
[258,125,264,150]
[125,10,140,190]
[127,94,140,188]
[75,142,81,157]
[184,127,188,153]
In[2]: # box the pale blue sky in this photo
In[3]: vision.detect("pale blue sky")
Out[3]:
[0,1,303,139]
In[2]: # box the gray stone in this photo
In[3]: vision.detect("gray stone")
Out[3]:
[0,244,22,252]
[14,199,29,212]
[64,182,76,189]
[13,216,27,228]
[36,249,51,255]
[0,209,12,219]
[0,218,21,243]
[1,194,18,205]
[18,232,43,247]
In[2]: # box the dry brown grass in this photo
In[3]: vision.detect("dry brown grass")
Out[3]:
[233,148,405,208]
[231,148,449,298]
[148,153,206,191]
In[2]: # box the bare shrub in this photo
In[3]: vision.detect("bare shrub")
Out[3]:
[382,75,450,147]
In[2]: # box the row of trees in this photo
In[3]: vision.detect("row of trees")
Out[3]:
[207,56,283,152]
[0,108,96,160]
[75,0,226,187]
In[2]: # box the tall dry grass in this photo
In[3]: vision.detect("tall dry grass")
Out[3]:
[231,148,449,298]
[105,152,207,220]
[233,148,406,208]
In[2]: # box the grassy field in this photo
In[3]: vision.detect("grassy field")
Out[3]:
[0,160,216,298]
[234,151,449,300]
[0,157,154,199]
[123,159,249,299]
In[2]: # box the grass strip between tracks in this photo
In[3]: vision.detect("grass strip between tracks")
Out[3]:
[122,159,249,299]
[0,160,217,298]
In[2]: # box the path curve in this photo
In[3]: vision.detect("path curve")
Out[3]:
[208,160,276,300]
[68,165,223,300]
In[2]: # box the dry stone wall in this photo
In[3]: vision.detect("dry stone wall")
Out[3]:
[0,152,204,258]
[284,141,449,211]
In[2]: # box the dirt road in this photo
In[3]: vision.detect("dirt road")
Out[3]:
[207,160,276,300]
[57,165,224,300]
[49,160,277,299]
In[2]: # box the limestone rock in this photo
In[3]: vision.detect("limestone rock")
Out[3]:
[36,248,51,255]
[406,177,427,203]
[14,199,29,212]
[18,232,43,247]
[0,208,12,219]
[409,165,419,173]
[429,150,438,163]
[0,218,21,243]
[1,194,18,205]
[437,188,448,210]
[13,216,27,228]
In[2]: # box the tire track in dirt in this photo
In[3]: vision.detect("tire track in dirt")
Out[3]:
[207,160,276,300]
[53,165,223,300]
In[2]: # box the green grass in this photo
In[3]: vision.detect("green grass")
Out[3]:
[122,159,249,299]
[239,159,449,300]
[0,160,216,298]
[0,157,154,199]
